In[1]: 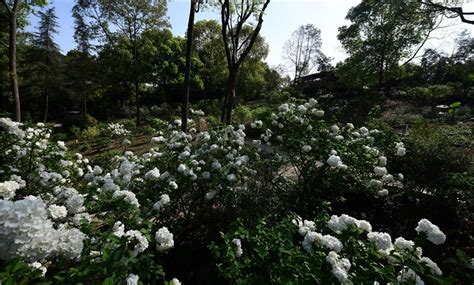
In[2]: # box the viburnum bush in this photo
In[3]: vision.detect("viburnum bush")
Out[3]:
[248,98,407,217]
[0,118,177,284]
[0,98,472,284]
[0,112,263,284]
[212,213,456,285]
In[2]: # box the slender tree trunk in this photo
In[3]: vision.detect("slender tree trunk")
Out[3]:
[43,39,51,123]
[224,69,238,125]
[133,37,140,126]
[8,9,20,122]
[182,0,197,132]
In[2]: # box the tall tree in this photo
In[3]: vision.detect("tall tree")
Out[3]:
[78,0,169,124]
[452,29,474,62]
[1,0,45,121]
[72,0,96,119]
[217,0,271,125]
[283,24,324,83]
[182,0,204,132]
[72,0,94,54]
[193,20,228,98]
[35,7,59,122]
[0,7,9,111]
[338,0,438,90]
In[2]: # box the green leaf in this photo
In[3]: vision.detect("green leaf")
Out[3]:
[102,276,114,285]
[449,101,461,108]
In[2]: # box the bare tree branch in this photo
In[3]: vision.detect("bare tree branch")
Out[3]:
[420,0,474,24]
[403,15,444,65]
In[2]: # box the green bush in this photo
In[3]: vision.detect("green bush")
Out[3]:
[409,85,454,105]
[233,106,254,125]
[80,125,101,140]
[399,122,472,191]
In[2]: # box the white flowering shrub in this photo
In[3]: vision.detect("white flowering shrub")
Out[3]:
[0,111,264,283]
[252,99,405,217]
[103,122,132,148]
[212,213,458,284]
[0,120,174,283]
[0,98,471,283]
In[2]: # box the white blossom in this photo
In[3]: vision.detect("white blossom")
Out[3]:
[367,232,393,252]
[328,214,372,234]
[113,190,139,208]
[126,274,139,285]
[125,230,149,257]
[156,227,174,252]
[394,237,414,251]
[420,256,442,275]
[29,261,47,277]
[302,145,312,152]
[48,204,68,219]
[153,194,170,211]
[145,168,161,180]
[0,180,21,200]
[232,238,243,257]
[326,251,351,284]
[415,219,446,245]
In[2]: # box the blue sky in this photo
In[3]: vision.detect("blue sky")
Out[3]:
[28,0,474,71]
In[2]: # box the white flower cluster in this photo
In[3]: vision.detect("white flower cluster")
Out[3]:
[153,194,170,211]
[232,238,243,257]
[415,219,446,245]
[328,214,372,234]
[145,167,161,180]
[250,120,263,129]
[113,190,139,207]
[0,197,86,262]
[48,204,68,219]
[296,214,445,284]
[397,267,424,285]
[126,273,139,285]
[262,100,404,198]
[327,150,347,170]
[395,142,406,156]
[0,117,25,138]
[295,217,343,254]
[125,230,149,257]
[326,251,351,284]
[156,227,174,252]
[367,231,393,252]
[107,122,131,137]
[0,180,21,200]
[303,231,343,254]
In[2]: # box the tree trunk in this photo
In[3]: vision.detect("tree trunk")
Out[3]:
[224,69,238,125]
[182,0,197,132]
[133,33,140,126]
[8,10,20,122]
